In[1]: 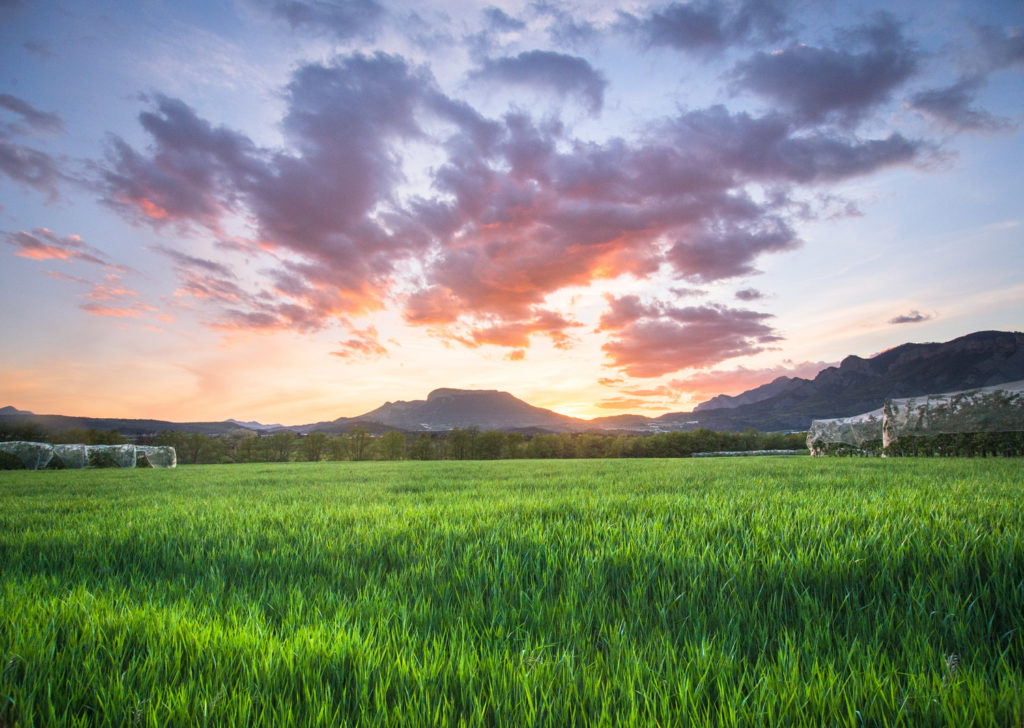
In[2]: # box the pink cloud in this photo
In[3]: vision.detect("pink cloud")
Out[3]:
[600,295,780,377]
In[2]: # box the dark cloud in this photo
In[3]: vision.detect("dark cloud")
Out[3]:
[910,77,1009,132]
[889,310,931,324]
[735,287,763,301]
[600,296,780,377]
[531,2,598,49]
[667,218,799,281]
[470,51,608,113]
[0,93,65,200]
[269,0,384,41]
[665,106,925,183]
[5,228,110,266]
[22,40,54,59]
[0,138,63,200]
[733,13,918,126]
[622,0,790,54]
[483,6,525,32]
[0,93,64,134]
[976,24,1024,71]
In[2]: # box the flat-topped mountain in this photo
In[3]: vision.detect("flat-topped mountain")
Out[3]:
[306,388,588,434]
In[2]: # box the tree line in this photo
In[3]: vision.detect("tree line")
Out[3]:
[0,421,807,465]
[147,427,808,464]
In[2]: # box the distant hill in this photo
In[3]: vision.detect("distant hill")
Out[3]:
[4,330,1021,436]
[0,412,252,437]
[227,418,285,431]
[0,405,32,416]
[303,388,589,434]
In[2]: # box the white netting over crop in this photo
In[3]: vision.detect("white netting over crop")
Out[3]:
[806,410,883,455]
[808,380,1024,455]
[0,442,176,469]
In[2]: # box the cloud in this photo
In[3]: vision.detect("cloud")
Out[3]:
[470,50,608,113]
[330,325,388,360]
[268,0,384,41]
[735,287,763,301]
[667,218,799,281]
[622,0,790,54]
[976,24,1024,71]
[22,40,54,59]
[0,93,64,134]
[504,348,526,361]
[5,228,110,266]
[483,6,525,33]
[101,49,929,350]
[152,245,236,279]
[889,309,931,324]
[531,2,597,49]
[910,77,1009,132]
[732,13,918,126]
[664,105,925,184]
[0,93,65,200]
[600,296,780,377]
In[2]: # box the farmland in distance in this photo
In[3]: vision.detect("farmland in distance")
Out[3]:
[1,458,1022,727]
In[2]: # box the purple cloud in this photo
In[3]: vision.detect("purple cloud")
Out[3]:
[889,310,932,324]
[622,0,790,54]
[100,48,930,351]
[0,93,63,134]
[599,295,780,377]
[269,0,384,41]
[976,24,1024,71]
[910,77,1009,132]
[470,50,608,113]
[733,13,918,126]
[735,287,764,301]
[483,6,525,32]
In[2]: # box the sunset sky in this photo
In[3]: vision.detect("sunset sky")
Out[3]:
[1,0,1022,424]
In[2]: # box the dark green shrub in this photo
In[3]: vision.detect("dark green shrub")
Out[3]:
[87,450,121,468]
[0,450,26,470]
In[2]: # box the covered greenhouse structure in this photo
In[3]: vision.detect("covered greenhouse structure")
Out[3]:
[807,379,1024,456]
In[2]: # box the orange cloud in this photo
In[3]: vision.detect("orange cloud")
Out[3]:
[137,198,169,219]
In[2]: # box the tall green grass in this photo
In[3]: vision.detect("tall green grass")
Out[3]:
[1,458,1022,726]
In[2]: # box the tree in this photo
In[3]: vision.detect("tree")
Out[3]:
[379,431,405,460]
[409,434,434,460]
[447,428,471,460]
[344,427,371,461]
[298,432,329,462]
[476,430,506,459]
[266,431,296,462]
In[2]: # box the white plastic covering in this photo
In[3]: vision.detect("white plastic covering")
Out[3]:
[52,443,88,469]
[1,441,177,469]
[0,441,54,469]
[808,380,1024,455]
[806,409,883,455]
[86,444,137,468]
[137,445,177,468]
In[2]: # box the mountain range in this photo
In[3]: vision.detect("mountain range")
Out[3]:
[2,330,1021,437]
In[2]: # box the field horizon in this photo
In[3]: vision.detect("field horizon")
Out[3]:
[2,457,1022,726]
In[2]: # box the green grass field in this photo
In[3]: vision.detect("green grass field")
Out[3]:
[1,458,1022,727]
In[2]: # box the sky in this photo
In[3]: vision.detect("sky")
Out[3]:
[0,0,1022,424]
